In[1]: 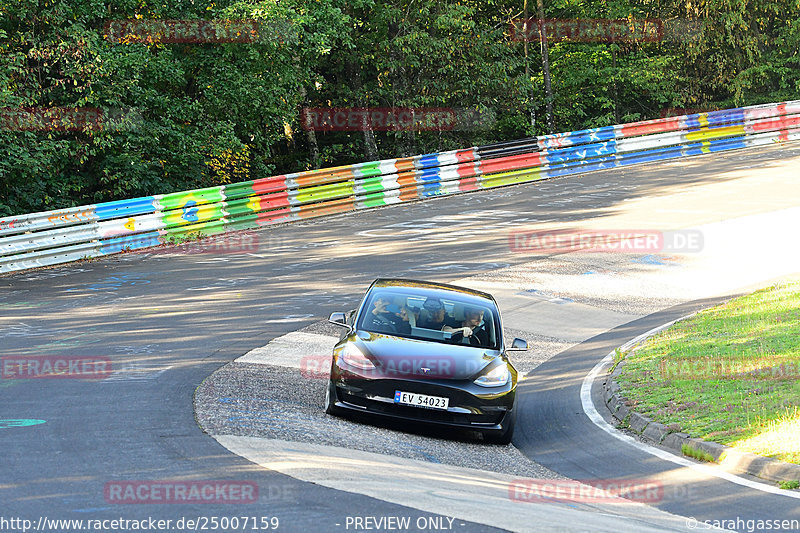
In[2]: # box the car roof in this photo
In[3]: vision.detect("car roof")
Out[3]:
[370,278,496,305]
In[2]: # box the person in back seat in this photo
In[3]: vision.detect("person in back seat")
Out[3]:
[417,298,456,330]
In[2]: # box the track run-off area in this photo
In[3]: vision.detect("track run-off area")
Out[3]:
[1,143,800,533]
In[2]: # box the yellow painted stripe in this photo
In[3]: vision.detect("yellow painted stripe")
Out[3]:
[685,125,745,142]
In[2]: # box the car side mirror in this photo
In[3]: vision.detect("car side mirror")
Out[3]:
[508,338,528,351]
[328,312,349,328]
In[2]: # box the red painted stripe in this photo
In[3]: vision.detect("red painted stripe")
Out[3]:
[256,207,293,225]
[456,161,479,178]
[478,153,542,174]
[252,175,288,194]
[256,191,290,209]
[455,149,477,163]
[458,176,480,192]
[620,116,681,137]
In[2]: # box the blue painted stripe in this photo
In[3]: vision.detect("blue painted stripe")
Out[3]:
[685,109,745,130]
[417,153,443,169]
[539,125,618,148]
[544,139,618,165]
[618,145,684,166]
[707,136,748,151]
[417,181,442,197]
[95,197,156,221]
[417,167,442,182]
[545,154,619,177]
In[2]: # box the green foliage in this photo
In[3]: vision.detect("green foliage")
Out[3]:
[682,444,716,463]
[1,0,799,216]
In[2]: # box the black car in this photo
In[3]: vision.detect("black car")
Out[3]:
[324,278,528,444]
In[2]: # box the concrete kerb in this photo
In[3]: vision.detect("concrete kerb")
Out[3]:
[601,314,800,485]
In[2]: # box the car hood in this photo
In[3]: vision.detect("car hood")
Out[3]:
[348,331,501,380]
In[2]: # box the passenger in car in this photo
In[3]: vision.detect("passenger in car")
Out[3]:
[443,307,489,346]
[391,305,413,334]
[366,297,407,334]
[417,298,455,330]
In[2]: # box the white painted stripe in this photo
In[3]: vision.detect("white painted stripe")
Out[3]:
[580,318,800,500]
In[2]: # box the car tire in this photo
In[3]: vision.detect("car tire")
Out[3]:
[485,407,516,445]
[324,379,340,416]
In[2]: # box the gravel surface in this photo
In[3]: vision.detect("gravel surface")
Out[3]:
[298,319,347,338]
[195,361,564,480]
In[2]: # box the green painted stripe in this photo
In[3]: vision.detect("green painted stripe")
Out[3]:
[224,214,259,231]
[161,219,227,238]
[225,196,258,217]
[159,188,225,209]
[295,182,354,204]
[481,168,543,188]
[353,162,383,178]
[357,176,388,193]
[223,181,256,201]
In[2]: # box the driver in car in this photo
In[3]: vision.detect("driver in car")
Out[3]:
[443,308,488,346]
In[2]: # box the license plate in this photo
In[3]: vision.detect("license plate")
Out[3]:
[394,390,449,410]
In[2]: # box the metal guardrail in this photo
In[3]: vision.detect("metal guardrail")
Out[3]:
[2,100,799,274]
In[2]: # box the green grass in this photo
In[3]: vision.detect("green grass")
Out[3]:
[681,444,715,463]
[779,480,799,490]
[616,279,800,464]
[609,347,626,373]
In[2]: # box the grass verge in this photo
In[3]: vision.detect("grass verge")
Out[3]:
[681,444,715,463]
[616,279,800,464]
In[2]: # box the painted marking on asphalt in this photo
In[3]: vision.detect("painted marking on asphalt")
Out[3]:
[0,419,46,428]
[264,314,315,323]
[102,363,171,382]
[580,318,800,500]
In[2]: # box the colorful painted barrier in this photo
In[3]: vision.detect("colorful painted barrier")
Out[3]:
[1,100,799,273]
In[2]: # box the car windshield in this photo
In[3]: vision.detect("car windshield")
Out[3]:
[357,288,501,350]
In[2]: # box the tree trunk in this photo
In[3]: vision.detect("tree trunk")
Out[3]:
[346,60,379,161]
[536,0,555,133]
[305,126,321,169]
[298,86,321,169]
[612,47,620,124]
[524,0,536,131]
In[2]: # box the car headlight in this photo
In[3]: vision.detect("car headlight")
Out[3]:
[339,342,375,370]
[474,364,510,387]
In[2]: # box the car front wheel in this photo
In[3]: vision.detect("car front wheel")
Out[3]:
[324,379,340,416]
[484,408,516,445]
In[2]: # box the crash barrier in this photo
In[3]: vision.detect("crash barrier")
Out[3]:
[2,100,800,273]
